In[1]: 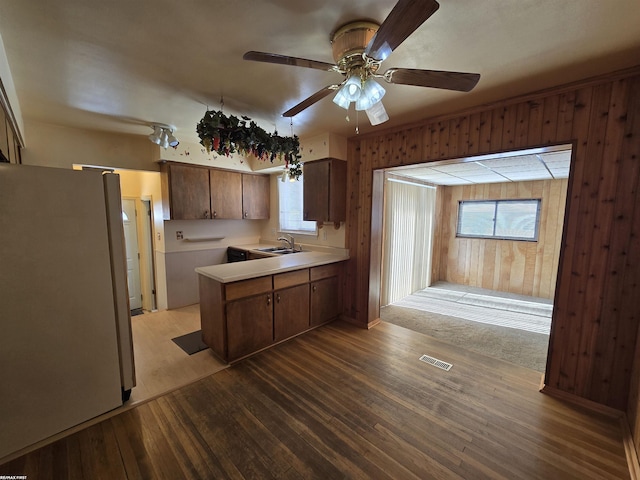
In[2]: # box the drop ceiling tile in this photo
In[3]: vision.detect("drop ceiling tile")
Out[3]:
[431,162,487,174]
[387,149,572,185]
[506,172,552,181]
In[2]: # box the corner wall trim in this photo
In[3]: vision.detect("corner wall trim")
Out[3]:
[621,416,640,480]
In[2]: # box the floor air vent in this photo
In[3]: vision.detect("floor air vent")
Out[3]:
[419,354,453,371]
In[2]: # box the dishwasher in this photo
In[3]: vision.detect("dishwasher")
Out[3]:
[227,246,247,262]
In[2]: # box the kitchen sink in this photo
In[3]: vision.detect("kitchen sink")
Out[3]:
[256,247,299,254]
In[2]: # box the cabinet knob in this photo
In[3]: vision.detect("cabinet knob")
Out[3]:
[204,210,210,219]
[244,210,248,218]
[312,285,317,293]
[213,210,217,219]
[267,295,271,306]
[276,294,281,303]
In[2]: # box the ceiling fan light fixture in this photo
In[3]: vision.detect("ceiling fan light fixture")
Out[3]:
[355,77,386,111]
[342,74,362,102]
[365,100,389,126]
[332,88,351,109]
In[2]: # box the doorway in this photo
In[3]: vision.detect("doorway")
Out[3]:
[121,197,157,314]
[378,145,572,369]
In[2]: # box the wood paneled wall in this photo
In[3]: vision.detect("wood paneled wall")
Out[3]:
[436,179,568,299]
[344,66,640,414]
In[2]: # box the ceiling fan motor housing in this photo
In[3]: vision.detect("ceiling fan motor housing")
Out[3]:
[331,21,379,73]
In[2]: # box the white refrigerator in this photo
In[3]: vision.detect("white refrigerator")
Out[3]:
[0,164,135,460]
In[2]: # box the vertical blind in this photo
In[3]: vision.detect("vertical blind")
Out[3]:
[381,177,437,306]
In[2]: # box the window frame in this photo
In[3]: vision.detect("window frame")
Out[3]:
[456,198,541,242]
[277,175,318,236]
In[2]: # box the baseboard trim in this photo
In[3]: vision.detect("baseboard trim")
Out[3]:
[367,318,381,329]
[338,314,378,329]
[621,415,640,480]
[540,383,640,479]
[540,384,624,418]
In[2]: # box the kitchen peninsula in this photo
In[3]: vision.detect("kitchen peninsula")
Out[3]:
[196,248,348,363]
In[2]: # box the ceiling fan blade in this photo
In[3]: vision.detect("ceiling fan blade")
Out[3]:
[364,0,440,61]
[383,68,480,92]
[282,85,342,117]
[243,51,338,72]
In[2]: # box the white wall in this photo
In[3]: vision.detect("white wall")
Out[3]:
[158,137,254,171]
[162,218,265,308]
[22,120,158,171]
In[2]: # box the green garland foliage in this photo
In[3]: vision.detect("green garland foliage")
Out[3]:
[196,110,302,180]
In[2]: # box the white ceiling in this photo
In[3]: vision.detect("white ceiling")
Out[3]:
[0,1,639,146]
[389,148,571,185]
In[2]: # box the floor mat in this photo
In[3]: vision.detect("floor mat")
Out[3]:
[171,330,209,355]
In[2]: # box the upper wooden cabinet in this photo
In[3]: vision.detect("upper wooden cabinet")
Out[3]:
[161,163,211,220]
[242,174,270,219]
[210,169,243,219]
[303,158,347,223]
[160,162,269,220]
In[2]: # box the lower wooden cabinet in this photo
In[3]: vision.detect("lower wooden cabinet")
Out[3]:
[227,293,273,360]
[310,276,341,327]
[274,284,310,341]
[310,263,343,326]
[199,260,344,363]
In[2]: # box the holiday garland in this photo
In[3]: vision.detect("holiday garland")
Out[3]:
[196,110,302,180]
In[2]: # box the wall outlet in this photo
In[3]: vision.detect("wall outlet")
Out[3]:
[176,231,183,240]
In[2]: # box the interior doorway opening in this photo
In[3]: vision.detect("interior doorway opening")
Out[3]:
[121,197,157,314]
[377,144,572,371]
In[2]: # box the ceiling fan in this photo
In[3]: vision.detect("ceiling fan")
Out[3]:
[243,0,480,126]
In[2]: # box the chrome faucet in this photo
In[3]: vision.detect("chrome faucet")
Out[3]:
[277,234,295,251]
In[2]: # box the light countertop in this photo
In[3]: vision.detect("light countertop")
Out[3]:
[196,248,349,283]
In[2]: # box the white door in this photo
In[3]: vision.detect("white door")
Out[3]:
[122,199,142,311]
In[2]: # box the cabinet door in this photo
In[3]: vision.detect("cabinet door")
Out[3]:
[242,174,270,219]
[303,160,329,221]
[227,293,273,361]
[166,164,211,219]
[274,284,310,341]
[210,169,243,219]
[310,276,341,326]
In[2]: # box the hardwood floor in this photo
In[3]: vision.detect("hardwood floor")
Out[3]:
[1,321,630,479]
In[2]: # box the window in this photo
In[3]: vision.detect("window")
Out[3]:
[457,199,541,241]
[278,175,317,235]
